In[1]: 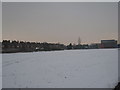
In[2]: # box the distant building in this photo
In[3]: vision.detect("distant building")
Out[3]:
[89,43,101,49]
[73,44,82,49]
[118,44,120,48]
[101,40,117,48]
[82,44,89,49]
[0,42,2,53]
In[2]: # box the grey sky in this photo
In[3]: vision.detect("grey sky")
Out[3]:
[3,2,118,45]
[2,0,120,2]
[0,2,1,41]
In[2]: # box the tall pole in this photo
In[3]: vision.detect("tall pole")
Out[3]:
[78,37,81,45]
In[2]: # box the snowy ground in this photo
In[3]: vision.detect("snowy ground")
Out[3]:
[2,49,118,88]
[0,55,1,89]
[118,48,120,82]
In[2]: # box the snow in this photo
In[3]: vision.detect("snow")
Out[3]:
[118,49,120,81]
[2,49,118,88]
[0,60,1,89]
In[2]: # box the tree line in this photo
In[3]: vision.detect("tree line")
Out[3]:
[2,40,66,53]
[1,39,119,53]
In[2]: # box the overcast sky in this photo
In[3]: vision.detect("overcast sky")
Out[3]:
[1,0,120,2]
[0,2,1,41]
[2,2,118,45]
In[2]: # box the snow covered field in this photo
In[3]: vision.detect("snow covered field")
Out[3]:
[2,49,118,88]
